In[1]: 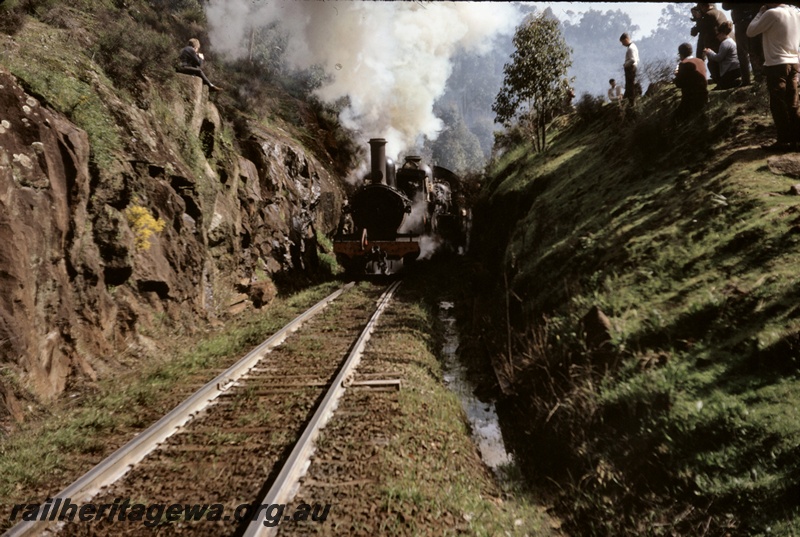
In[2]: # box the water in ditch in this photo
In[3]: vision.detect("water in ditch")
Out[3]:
[438,301,513,476]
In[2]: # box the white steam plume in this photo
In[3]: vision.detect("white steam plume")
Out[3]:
[398,193,428,235]
[205,1,519,155]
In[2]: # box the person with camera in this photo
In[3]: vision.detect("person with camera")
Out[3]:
[690,5,705,61]
[693,4,729,84]
[705,21,742,90]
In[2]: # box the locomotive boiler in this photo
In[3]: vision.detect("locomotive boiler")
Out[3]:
[333,138,464,274]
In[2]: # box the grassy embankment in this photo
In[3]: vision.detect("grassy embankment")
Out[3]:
[471,87,800,535]
[377,285,557,536]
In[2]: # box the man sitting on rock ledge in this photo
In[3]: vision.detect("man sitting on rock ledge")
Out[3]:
[176,38,221,92]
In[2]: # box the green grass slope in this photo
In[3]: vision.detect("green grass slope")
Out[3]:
[472,87,800,535]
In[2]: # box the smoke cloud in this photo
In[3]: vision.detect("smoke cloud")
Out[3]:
[205,1,519,155]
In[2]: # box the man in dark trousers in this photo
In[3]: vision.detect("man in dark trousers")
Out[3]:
[695,3,729,84]
[675,42,709,121]
[176,38,221,91]
[747,3,800,152]
[619,33,639,105]
[722,3,765,85]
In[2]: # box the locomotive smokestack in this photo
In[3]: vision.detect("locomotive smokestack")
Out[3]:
[368,138,387,184]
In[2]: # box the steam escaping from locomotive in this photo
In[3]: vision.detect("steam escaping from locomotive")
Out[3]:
[205,1,518,154]
[397,193,430,235]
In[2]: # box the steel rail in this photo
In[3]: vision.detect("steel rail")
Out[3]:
[3,282,355,537]
[243,280,402,537]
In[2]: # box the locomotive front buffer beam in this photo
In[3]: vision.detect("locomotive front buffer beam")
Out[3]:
[334,236,421,274]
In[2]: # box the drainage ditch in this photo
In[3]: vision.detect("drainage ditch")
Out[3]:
[438,301,513,477]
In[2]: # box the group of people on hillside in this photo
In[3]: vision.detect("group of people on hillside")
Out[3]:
[613,3,800,153]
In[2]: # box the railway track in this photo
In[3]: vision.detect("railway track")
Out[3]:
[4,281,402,537]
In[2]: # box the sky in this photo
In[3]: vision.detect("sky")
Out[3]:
[534,2,672,37]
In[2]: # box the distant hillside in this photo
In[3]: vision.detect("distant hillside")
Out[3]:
[469,87,800,534]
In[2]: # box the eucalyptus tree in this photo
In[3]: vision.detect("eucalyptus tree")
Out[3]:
[492,13,573,152]
[431,104,485,173]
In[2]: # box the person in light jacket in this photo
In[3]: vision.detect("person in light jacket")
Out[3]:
[747,4,800,151]
[705,21,742,89]
[607,79,622,102]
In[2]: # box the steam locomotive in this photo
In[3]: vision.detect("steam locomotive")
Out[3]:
[333,138,467,274]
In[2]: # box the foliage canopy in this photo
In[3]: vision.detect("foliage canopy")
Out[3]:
[430,105,484,173]
[492,13,572,152]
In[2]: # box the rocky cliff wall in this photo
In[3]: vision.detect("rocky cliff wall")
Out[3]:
[0,66,344,414]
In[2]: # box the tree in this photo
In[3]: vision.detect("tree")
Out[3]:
[637,3,695,89]
[437,44,512,158]
[492,13,572,152]
[431,104,484,173]
[562,8,639,40]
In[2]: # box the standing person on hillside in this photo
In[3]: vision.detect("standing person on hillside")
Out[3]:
[674,42,709,122]
[696,3,729,84]
[690,5,705,65]
[705,21,742,89]
[722,2,765,85]
[176,38,221,92]
[607,78,622,102]
[619,33,639,105]
[747,3,800,152]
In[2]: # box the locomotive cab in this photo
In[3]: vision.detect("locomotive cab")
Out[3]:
[396,156,432,203]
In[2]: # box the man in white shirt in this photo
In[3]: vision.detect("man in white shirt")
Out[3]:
[607,79,622,102]
[747,4,800,151]
[619,33,639,105]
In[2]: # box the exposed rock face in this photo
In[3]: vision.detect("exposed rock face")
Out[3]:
[0,69,97,399]
[0,68,344,408]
